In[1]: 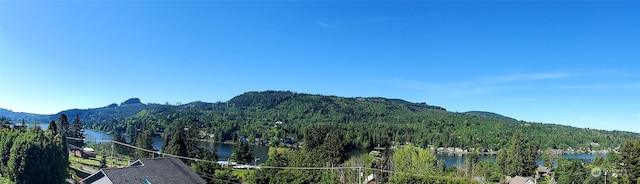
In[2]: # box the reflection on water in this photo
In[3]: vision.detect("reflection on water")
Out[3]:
[84,129,270,164]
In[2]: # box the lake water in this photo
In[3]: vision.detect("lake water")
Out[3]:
[435,153,601,167]
[83,129,271,164]
[83,129,601,167]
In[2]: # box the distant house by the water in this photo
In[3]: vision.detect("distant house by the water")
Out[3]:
[536,166,551,177]
[0,123,25,130]
[239,137,248,143]
[274,121,283,127]
[68,145,96,158]
[284,137,295,144]
[81,157,205,184]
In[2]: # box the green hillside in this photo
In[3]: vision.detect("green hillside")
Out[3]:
[71,90,637,151]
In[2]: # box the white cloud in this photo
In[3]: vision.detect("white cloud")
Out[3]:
[482,72,573,83]
[557,84,609,89]
[316,21,333,28]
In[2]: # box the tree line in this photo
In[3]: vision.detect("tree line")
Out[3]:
[0,115,73,184]
[84,91,637,155]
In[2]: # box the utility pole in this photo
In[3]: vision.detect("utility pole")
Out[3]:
[604,169,607,184]
[358,167,362,184]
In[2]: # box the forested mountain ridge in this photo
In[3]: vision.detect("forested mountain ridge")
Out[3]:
[0,108,48,123]
[2,91,638,152]
[47,98,159,126]
[464,111,518,122]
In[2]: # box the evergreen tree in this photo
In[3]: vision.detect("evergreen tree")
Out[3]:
[1,127,68,183]
[134,131,153,159]
[556,159,587,184]
[606,151,619,166]
[232,142,253,164]
[112,132,131,155]
[56,114,70,163]
[48,120,57,135]
[70,115,85,147]
[164,126,187,157]
[541,147,558,168]
[322,129,348,164]
[497,131,538,177]
[189,137,220,183]
[304,125,329,150]
[57,114,69,136]
[621,139,640,183]
[374,137,393,183]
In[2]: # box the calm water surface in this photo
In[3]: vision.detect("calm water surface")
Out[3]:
[84,129,601,167]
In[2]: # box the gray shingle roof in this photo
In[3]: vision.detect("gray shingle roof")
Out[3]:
[92,157,206,184]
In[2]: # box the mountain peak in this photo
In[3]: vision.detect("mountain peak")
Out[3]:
[120,98,143,106]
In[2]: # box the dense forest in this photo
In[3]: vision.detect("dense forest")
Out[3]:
[81,91,637,152]
[2,90,640,184]
[3,91,638,152]
[0,117,68,183]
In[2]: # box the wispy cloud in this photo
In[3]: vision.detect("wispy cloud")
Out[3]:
[580,116,618,130]
[394,78,525,96]
[316,16,415,29]
[392,70,637,97]
[557,84,609,89]
[482,72,573,83]
[316,21,332,28]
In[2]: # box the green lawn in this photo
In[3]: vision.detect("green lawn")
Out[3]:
[68,153,131,181]
[232,169,255,181]
[0,176,15,184]
[69,154,101,167]
[69,153,130,168]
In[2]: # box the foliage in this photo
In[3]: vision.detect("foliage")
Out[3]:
[0,126,68,184]
[304,124,348,164]
[371,138,393,183]
[70,115,85,147]
[621,139,640,183]
[496,131,538,177]
[48,120,57,135]
[57,114,70,138]
[249,125,350,183]
[555,158,587,184]
[474,161,503,182]
[190,148,223,184]
[76,91,637,155]
[232,142,253,164]
[134,130,154,159]
[392,143,438,176]
[462,151,480,177]
[389,174,481,184]
[541,147,559,168]
[387,144,479,183]
[162,124,210,162]
[250,147,338,184]
[112,131,132,155]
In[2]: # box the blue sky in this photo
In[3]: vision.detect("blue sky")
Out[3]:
[1,1,639,132]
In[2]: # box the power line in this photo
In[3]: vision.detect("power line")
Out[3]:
[66,137,473,180]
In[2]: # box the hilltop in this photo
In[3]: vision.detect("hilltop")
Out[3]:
[2,91,638,152]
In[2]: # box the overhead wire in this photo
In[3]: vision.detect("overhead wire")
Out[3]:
[67,137,472,180]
